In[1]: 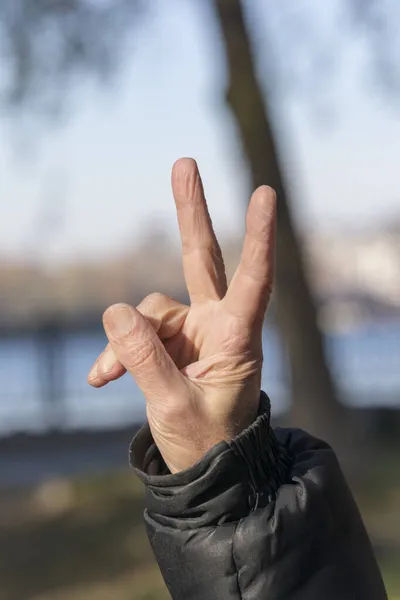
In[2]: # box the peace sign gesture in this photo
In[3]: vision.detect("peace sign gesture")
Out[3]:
[88,158,276,473]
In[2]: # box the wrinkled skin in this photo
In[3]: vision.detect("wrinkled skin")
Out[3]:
[88,158,276,473]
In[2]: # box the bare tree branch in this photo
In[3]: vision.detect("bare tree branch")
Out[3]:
[0,0,144,116]
[345,0,400,95]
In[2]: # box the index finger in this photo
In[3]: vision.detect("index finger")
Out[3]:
[224,186,276,323]
[172,158,228,303]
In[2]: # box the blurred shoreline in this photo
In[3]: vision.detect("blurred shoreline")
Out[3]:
[1,405,399,488]
[1,223,400,334]
[0,425,139,488]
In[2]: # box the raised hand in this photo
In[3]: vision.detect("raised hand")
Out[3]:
[88,158,276,473]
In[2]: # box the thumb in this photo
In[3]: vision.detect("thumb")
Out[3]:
[102,303,187,403]
[88,295,188,387]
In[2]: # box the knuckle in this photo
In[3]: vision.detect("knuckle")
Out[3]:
[144,292,168,307]
[138,293,170,331]
[240,262,271,285]
[124,338,158,371]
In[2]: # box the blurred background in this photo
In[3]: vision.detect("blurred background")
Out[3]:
[0,1,399,598]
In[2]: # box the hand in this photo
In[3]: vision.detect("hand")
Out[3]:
[88,158,276,473]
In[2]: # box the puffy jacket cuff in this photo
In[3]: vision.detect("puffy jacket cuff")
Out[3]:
[129,393,291,527]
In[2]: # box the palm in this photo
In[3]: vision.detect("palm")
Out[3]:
[163,304,217,368]
[164,302,255,376]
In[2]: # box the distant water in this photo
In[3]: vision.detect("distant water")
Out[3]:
[0,322,399,436]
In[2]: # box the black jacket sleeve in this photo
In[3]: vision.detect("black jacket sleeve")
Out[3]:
[130,393,387,600]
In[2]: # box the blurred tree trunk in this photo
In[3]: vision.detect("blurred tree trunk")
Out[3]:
[214,0,349,448]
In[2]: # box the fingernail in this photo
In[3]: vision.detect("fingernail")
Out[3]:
[98,349,116,376]
[106,305,135,338]
[88,362,99,383]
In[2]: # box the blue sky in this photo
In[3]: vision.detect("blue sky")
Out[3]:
[1,0,399,265]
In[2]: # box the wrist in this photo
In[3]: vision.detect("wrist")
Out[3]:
[131,391,275,477]
[129,391,291,524]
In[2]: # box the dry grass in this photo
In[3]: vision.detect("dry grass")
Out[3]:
[0,465,398,600]
[30,567,170,600]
